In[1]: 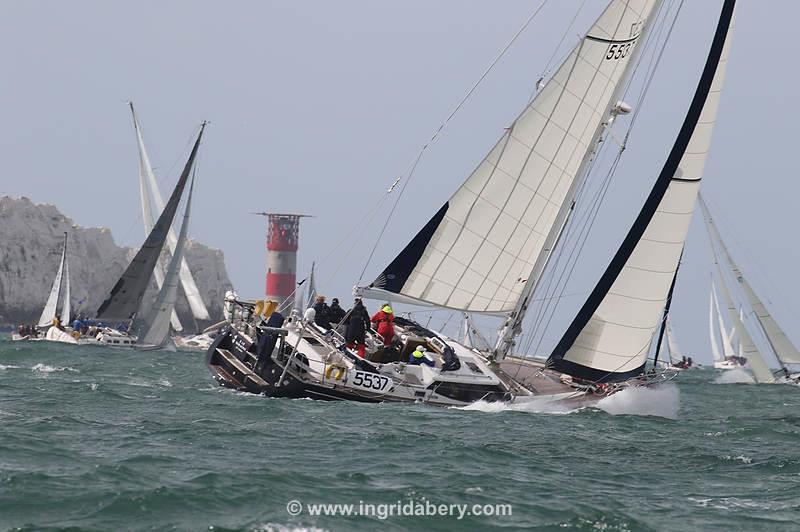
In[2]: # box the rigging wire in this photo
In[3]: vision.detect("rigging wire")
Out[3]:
[514,0,685,372]
[355,0,551,284]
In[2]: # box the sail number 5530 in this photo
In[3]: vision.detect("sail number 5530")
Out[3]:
[606,42,633,60]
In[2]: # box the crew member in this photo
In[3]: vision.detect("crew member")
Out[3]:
[344,299,371,357]
[409,345,434,367]
[371,304,395,347]
[312,295,332,329]
[329,298,346,325]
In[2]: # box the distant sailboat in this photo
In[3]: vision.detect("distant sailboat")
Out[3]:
[130,103,211,332]
[700,195,796,383]
[708,280,744,369]
[94,122,206,347]
[13,233,74,343]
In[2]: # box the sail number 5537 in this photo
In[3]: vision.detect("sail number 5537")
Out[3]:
[349,370,392,393]
[606,42,633,60]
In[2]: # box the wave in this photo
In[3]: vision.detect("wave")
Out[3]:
[595,383,680,419]
[0,364,21,370]
[457,394,579,415]
[31,363,78,374]
[714,368,755,384]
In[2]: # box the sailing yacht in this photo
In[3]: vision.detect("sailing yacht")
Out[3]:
[207,0,737,405]
[93,123,206,349]
[12,233,74,343]
[130,103,213,346]
[700,195,797,383]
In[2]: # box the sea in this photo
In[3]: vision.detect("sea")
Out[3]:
[1,336,799,531]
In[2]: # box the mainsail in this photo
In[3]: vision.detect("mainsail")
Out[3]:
[130,103,211,324]
[363,0,658,315]
[548,0,736,382]
[699,195,800,366]
[38,233,70,327]
[96,124,205,322]
[137,178,195,347]
[709,281,736,362]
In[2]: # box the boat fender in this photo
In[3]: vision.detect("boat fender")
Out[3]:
[71,331,80,340]
[325,364,347,381]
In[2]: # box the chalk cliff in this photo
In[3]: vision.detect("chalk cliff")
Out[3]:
[0,196,233,328]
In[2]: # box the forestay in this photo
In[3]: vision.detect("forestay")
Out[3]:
[130,103,210,322]
[96,124,205,322]
[548,0,736,382]
[364,0,657,313]
[699,196,800,366]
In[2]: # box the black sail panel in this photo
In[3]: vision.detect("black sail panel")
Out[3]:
[96,124,205,321]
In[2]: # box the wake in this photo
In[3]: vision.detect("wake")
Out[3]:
[713,368,754,384]
[458,383,680,419]
[595,383,679,419]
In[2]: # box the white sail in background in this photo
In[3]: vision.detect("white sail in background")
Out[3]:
[699,195,800,366]
[548,1,737,381]
[364,0,658,314]
[131,103,183,332]
[708,285,723,362]
[138,178,195,347]
[711,281,736,360]
[665,319,683,365]
[714,263,774,383]
[38,233,69,327]
[130,103,210,323]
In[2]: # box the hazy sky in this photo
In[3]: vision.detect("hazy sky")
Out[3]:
[2,1,798,365]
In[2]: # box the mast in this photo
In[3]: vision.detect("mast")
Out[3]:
[359,1,660,329]
[492,2,663,362]
[652,249,682,368]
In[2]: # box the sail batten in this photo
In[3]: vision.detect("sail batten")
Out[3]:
[365,0,658,314]
[96,124,205,322]
[547,0,736,382]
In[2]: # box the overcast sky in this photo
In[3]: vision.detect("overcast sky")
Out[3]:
[2,1,797,365]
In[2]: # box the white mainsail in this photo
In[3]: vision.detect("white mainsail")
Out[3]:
[548,0,736,382]
[699,195,800,366]
[130,103,211,324]
[137,178,195,347]
[708,285,723,362]
[38,233,70,327]
[363,0,658,315]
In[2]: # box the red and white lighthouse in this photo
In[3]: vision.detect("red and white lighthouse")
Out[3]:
[254,213,309,307]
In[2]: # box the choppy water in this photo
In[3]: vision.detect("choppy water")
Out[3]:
[1,336,799,531]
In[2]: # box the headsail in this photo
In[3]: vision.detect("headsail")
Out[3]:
[665,320,683,366]
[362,0,658,314]
[96,123,205,322]
[137,177,195,347]
[130,103,183,331]
[548,0,736,382]
[130,103,211,323]
[38,233,70,327]
[699,195,800,366]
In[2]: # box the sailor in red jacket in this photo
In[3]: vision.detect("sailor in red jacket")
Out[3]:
[371,304,395,347]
